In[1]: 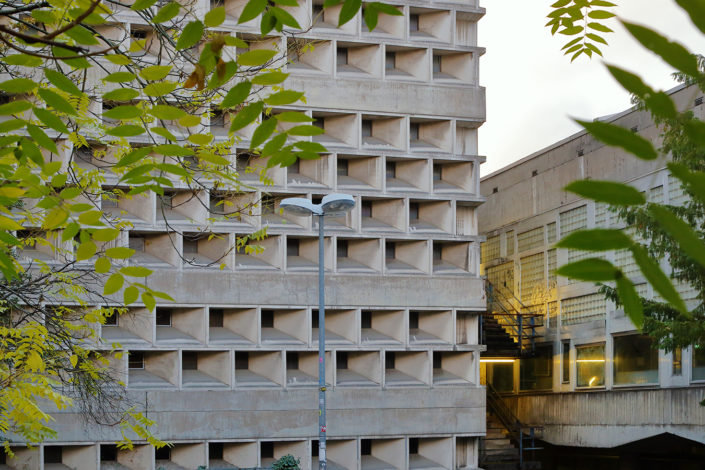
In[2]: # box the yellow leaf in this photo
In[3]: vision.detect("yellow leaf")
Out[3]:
[0,216,23,230]
[26,350,44,372]
[70,354,78,368]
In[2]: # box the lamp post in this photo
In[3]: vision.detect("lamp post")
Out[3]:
[280,193,355,470]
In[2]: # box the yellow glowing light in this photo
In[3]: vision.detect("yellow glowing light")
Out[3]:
[480,359,516,363]
[576,359,606,363]
[588,376,599,386]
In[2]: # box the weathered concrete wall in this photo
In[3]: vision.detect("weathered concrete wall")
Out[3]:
[505,388,705,448]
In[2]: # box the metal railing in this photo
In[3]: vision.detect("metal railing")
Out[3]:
[483,280,543,356]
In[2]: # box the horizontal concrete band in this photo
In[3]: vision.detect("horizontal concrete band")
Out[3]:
[505,387,705,447]
[145,271,486,309]
[48,387,486,442]
[287,77,486,120]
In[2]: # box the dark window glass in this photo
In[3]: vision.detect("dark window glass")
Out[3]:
[287,238,299,257]
[409,202,419,220]
[337,240,348,258]
[409,438,419,455]
[409,311,419,330]
[361,200,372,218]
[182,351,198,370]
[337,159,349,176]
[361,120,372,138]
[209,309,224,328]
[385,51,395,70]
[409,123,419,141]
[386,161,396,179]
[209,443,223,460]
[235,353,249,370]
[44,447,62,464]
[433,353,441,369]
[673,347,682,376]
[336,47,348,65]
[261,310,274,328]
[129,235,145,252]
[361,310,372,329]
[385,351,395,369]
[155,446,170,460]
[562,340,570,384]
[361,439,372,455]
[101,445,117,462]
[433,164,442,181]
[311,310,319,329]
[432,243,442,260]
[613,334,658,385]
[155,308,171,326]
[409,14,419,31]
[128,351,144,369]
[286,352,299,370]
[337,352,348,369]
[385,242,395,259]
[432,55,442,73]
[520,344,553,391]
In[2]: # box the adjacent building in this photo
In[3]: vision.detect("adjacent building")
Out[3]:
[478,84,705,469]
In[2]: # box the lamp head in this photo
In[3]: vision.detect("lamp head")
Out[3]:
[321,193,355,216]
[280,197,322,216]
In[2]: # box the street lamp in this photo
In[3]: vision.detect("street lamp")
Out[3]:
[280,193,355,470]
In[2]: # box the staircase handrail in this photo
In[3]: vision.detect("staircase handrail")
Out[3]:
[486,382,521,442]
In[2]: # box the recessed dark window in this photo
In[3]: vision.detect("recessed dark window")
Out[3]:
[337,159,349,176]
[130,28,147,40]
[235,353,249,370]
[386,161,396,179]
[492,187,498,194]
[361,200,372,218]
[337,352,348,369]
[102,196,118,208]
[261,442,274,459]
[361,310,372,329]
[44,446,62,464]
[577,149,584,157]
[101,444,118,462]
[287,238,300,257]
[696,96,703,106]
[209,309,224,328]
[409,311,419,330]
[311,440,319,457]
[209,443,223,460]
[261,309,274,328]
[104,311,118,326]
[409,438,419,454]
[336,47,348,66]
[286,352,299,370]
[159,192,174,211]
[337,239,348,258]
[361,439,372,456]
[409,122,419,141]
[385,51,396,70]
[182,351,198,370]
[433,164,442,181]
[261,195,275,215]
[385,242,395,259]
[289,159,300,174]
[409,14,419,31]
[155,446,171,460]
[432,55,442,74]
[183,239,198,254]
[385,351,395,369]
[532,170,538,177]
[409,202,419,221]
[155,308,171,326]
[433,243,442,260]
[210,109,225,127]
[361,119,372,138]
[128,351,144,369]
[433,352,441,369]
[128,234,145,252]
[311,310,319,329]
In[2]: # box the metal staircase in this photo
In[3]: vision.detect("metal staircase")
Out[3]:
[481,280,543,358]
[481,383,543,470]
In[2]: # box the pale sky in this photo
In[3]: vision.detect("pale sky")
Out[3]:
[478,0,705,176]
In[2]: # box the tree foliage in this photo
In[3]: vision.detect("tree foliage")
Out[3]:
[0,0,387,450]
[546,0,616,61]
[556,1,705,348]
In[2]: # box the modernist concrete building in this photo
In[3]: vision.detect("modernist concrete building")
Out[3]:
[478,84,705,469]
[3,0,487,469]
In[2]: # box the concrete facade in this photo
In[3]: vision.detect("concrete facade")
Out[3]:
[478,84,705,453]
[6,0,488,469]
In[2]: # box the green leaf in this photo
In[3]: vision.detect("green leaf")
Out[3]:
[131,0,158,10]
[59,187,81,199]
[106,125,145,137]
[265,90,303,105]
[250,118,277,148]
[140,65,172,81]
[152,2,181,23]
[44,69,83,96]
[338,0,361,26]
[0,100,32,115]
[151,127,178,141]
[0,118,25,133]
[104,273,124,295]
[188,133,214,145]
[576,119,658,160]
[115,147,153,168]
[78,210,103,225]
[294,141,327,152]
[630,244,688,314]
[0,78,37,94]
[238,49,276,66]
[76,241,97,261]
[205,6,226,26]
[34,108,69,133]
[121,266,153,277]
[556,257,619,281]
[261,132,286,156]
[197,151,230,165]
[64,25,99,45]
[229,101,263,132]
[26,124,58,153]
[62,222,80,242]
[102,88,140,101]
[104,105,142,120]
[564,179,646,206]
[38,88,77,116]
[648,205,705,267]
[275,111,313,122]
[123,285,139,304]
[252,71,289,85]
[667,163,705,203]
[675,0,705,35]
[587,21,613,33]
[105,54,132,65]
[622,20,701,78]
[143,81,178,97]
[588,9,615,19]
[103,72,137,83]
[287,124,324,136]
[105,247,135,259]
[149,105,187,120]
[556,229,633,251]
[271,6,301,28]
[616,275,644,329]
[586,33,608,45]
[92,228,120,242]
[142,291,156,311]
[176,20,204,50]
[560,26,584,35]
[238,0,266,23]
[154,144,194,156]
[220,81,252,108]
[95,257,111,274]
[3,54,43,67]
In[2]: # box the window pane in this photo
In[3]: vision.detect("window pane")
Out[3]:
[693,346,705,381]
[673,347,682,376]
[576,344,605,388]
[520,345,552,391]
[487,362,514,393]
[613,334,658,385]
[562,340,570,384]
